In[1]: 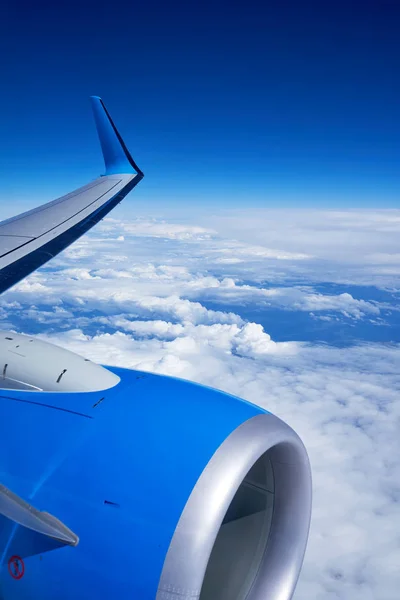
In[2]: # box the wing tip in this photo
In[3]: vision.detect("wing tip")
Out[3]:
[90,96,144,178]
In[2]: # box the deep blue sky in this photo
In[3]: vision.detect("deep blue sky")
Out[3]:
[1,0,400,207]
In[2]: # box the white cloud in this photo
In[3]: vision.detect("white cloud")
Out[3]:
[188,208,400,286]
[9,259,383,323]
[50,208,400,290]
[185,279,381,319]
[99,216,216,240]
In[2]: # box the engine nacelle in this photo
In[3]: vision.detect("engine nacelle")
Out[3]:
[0,334,311,600]
[0,331,119,392]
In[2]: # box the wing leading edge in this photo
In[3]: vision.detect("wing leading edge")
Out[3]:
[0,97,143,295]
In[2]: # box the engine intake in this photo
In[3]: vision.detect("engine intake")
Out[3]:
[157,413,311,600]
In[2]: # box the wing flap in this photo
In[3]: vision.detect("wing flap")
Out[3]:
[0,236,34,258]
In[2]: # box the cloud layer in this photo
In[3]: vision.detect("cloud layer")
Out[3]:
[1,209,399,599]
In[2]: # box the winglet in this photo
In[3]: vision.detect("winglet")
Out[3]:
[90,96,144,178]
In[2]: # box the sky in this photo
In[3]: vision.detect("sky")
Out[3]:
[0,2,400,599]
[1,0,400,207]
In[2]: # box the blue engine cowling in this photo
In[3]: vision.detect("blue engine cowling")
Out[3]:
[0,359,311,600]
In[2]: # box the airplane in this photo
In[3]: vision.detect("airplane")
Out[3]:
[0,98,312,600]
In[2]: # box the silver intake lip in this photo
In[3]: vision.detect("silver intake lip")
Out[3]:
[156,412,312,600]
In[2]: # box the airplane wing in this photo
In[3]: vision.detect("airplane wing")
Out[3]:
[0,96,143,295]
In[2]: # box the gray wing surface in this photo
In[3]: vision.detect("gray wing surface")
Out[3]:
[0,96,143,294]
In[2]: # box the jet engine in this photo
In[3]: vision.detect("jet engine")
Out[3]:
[0,333,311,600]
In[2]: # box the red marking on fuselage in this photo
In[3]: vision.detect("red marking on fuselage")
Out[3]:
[8,555,25,580]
